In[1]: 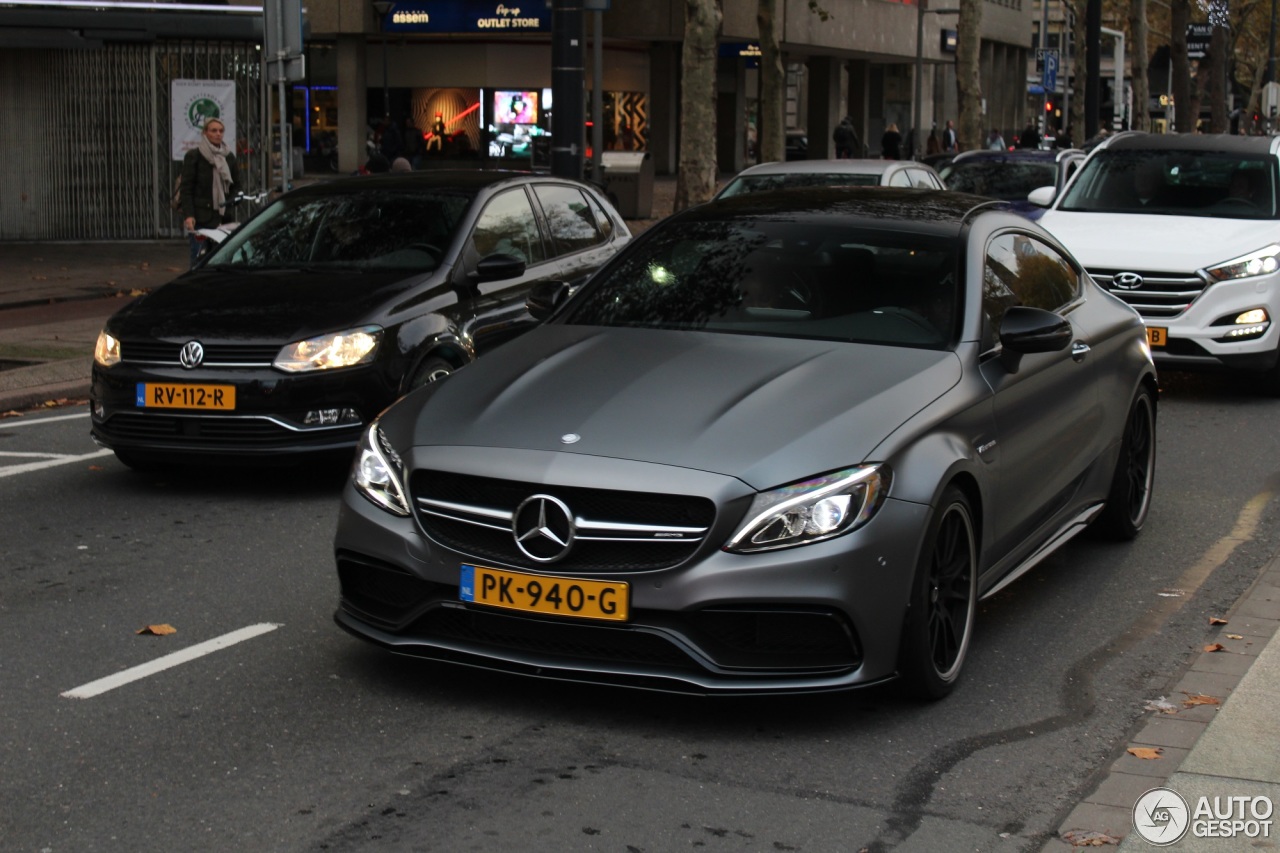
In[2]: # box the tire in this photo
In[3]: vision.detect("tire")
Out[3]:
[407,356,455,390]
[898,486,978,700]
[1092,386,1156,541]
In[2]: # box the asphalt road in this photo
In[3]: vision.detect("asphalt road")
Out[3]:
[2,370,1278,852]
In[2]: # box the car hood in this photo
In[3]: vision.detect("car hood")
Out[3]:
[108,267,442,341]
[1038,210,1277,270]
[404,325,962,489]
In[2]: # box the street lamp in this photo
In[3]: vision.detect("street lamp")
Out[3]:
[913,0,959,159]
[371,0,393,119]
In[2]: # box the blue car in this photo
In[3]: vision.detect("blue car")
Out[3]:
[940,148,1085,219]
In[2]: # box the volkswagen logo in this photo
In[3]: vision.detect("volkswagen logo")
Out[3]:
[179,340,205,369]
[1112,272,1145,290]
[513,494,576,563]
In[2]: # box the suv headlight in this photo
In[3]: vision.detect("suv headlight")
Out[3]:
[94,331,121,367]
[725,465,891,553]
[275,326,382,372]
[1203,245,1280,282]
[353,422,409,516]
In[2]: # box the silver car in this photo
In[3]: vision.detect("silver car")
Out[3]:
[716,158,945,198]
[333,187,1157,698]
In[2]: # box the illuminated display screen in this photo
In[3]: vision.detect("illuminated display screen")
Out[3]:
[494,90,538,125]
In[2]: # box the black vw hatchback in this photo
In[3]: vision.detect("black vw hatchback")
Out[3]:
[90,171,630,468]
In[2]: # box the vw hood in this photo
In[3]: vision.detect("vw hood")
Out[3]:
[1038,210,1278,271]
[396,325,962,489]
[106,267,445,342]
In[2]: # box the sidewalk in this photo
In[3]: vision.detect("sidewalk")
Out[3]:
[3,176,1280,850]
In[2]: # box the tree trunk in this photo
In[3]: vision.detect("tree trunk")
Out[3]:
[955,0,984,151]
[1069,0,1086,144]
[757,0,785,164]
[1128,0,1149,130]
[1171,0,1193,132]
[676,0,722,210]
[1209,0,1229,132]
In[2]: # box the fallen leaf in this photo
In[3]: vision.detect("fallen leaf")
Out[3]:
[136,624,177,636]
[31,274,48,281]
[1226,633,1244,640]
[1182,693,1221,707]
[1204,642,1226,652]
[165,266,184,272]
[1127,746,1163,760]
[1,410,24,419]
[1209,616,1228,625]
[88,465,104,471]
[129,288,147,297]
[1061,829,1121,846]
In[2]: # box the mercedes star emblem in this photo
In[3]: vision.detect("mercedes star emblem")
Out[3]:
[512,494,576,563]
[179,340,205,369]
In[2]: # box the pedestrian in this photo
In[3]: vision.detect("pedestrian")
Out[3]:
[180,117,240,269]
[941,119,958,153]
[1019,121,1039,149]
[926,126,941,156]
[833,116,857,159]
[987,127,1006,151]
[391,156,412,172]
[881,122,902,160]
[402,116,423,167]
[379,118,402,161]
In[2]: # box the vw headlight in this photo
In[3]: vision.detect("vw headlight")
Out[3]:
[94,331,121,367]
[275,326,382,372]
[725,465,891,553]
[1203,245,1280,282]
[353,422,409,516]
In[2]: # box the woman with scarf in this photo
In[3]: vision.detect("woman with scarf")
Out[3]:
[180,118,240,267]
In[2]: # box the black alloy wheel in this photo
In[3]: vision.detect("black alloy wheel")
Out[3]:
[899,485,977,700]
[408,356,455,389]
[1093,386,1156,540]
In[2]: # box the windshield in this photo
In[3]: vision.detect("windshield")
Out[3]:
[1056,149,1278,218]
[941,160,1058,200]
[719,172,882,197]
[206,189,473,270]
[563,220,959,349]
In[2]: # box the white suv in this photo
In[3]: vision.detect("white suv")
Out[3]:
[1035,132,1280,392]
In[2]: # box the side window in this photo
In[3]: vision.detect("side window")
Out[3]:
[888,169,914,188]
[470,188,546,266]
[585,191,615,240]
[983,233,1079,338]
[533,185,606,255]
[909,168,941,189]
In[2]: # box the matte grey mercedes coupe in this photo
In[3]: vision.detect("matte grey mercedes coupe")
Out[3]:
[333,187,1157,698]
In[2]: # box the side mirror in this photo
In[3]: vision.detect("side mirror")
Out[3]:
[527,280,571,321]
[999,306,1072,373]
[472,253,526,283]
[1027,186,1057,207]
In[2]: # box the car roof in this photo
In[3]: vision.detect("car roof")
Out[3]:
[1099,131,1280,155]
[682,186,994,235]
[290,169,564,197]
[951,148,1082,164]
[731,159,906,178]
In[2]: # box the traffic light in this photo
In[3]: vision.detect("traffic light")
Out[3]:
[1045,101,1053,112]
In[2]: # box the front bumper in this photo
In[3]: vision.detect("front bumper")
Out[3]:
[333,462,932,695]
[90,362,396,459]
[1144,274,1280,372]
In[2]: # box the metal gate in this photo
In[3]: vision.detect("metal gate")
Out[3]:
[0,40,265,241]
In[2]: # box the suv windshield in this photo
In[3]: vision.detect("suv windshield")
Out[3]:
[564,220,959,349]
[207,189,473,270]
[941,160,1058,199]
[1056,149,1278,218]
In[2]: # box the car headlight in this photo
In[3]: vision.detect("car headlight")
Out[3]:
[94,331,121,367]
[275,326,382,372]
[724,465,891,553]
[353,422,409,516]
[1203,245,1280,282]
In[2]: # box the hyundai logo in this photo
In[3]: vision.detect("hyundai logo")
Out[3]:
[1113,272,1145,290]
[179,340,205,369]
[513,494,576,563]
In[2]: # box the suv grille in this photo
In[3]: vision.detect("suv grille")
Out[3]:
[1089,269,1206,319]
[410,470,717,573]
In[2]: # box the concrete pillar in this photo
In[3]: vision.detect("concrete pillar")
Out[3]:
[336,34,368,174]
[648,42,679,175]
[847,60,870,158]
[716,57,747,174]
[806,55,841,160]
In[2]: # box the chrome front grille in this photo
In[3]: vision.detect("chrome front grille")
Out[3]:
[1089,269,1207,319]
[410,470,717,573]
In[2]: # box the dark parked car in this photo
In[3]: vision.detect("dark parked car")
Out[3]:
[334,187,1156,698]
[940,148,1085,219]
[90,170,630,468]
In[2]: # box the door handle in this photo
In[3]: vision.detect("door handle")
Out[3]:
[1071,341,1091,362]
